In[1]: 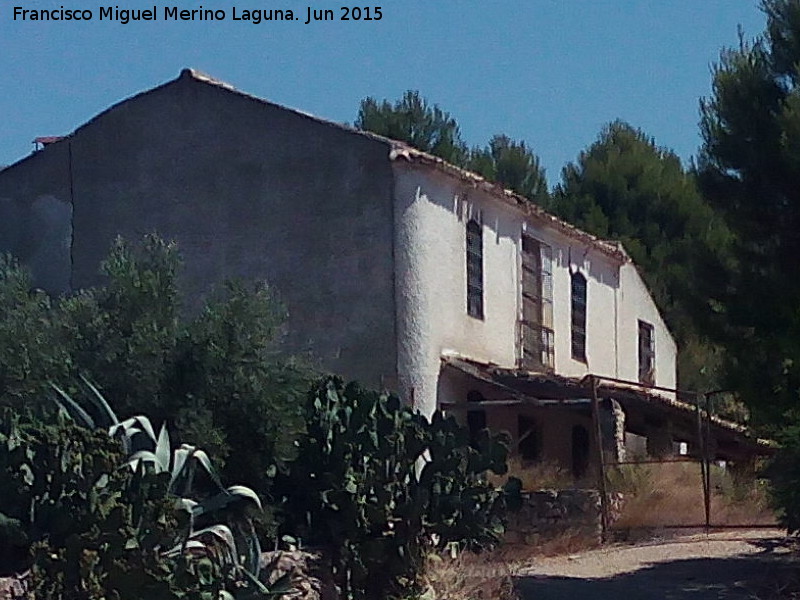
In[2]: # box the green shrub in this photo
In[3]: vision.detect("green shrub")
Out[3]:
[0,408,125,576]
[0,256,72,411]
[278,377,519,600]
[767,424,800,534]
[0,235,313,515]
[0,386,290,599]
[169,281,308,492]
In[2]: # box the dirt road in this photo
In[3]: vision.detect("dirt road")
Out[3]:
[516,529,796,599]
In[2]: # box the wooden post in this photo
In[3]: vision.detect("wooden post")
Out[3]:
[590,375,610,542]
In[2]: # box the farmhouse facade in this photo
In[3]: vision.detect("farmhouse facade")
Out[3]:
[0,69,764,471]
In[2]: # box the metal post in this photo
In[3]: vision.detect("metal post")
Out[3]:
[704,393,713,531]
[695,393,710,533]
[590,375,610,542]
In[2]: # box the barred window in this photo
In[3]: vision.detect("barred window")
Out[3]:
[638,320,655,385]
[521,235,554,369]
[571,272,587,361]
[466,219,484,319]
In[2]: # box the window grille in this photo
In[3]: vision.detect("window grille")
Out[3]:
[520,235,554,369]
[571,272,587,361]
[466,219,484,319]
[638,320,655,385]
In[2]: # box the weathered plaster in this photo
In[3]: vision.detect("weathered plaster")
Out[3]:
[0,72,399,389]
[617,264,677,391]
[393,162,676,418]
[0,144,73,293]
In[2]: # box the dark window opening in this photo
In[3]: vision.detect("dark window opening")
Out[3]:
[571,272,587,361]
[638,320,655,385]
[467,390,487,447]
[572,425,590,478]
[517,416,541,461]
[466,219,484,319]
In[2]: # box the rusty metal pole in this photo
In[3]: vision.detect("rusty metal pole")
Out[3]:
[695,394,708,533]
[704,393,713,532]
[590,375,610,542]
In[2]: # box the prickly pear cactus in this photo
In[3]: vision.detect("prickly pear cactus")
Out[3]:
[280,377,520,600]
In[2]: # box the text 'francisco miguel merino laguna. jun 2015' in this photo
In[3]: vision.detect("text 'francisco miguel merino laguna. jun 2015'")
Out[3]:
[10,5,384,24]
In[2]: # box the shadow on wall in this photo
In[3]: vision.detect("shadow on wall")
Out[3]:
[0,196,72,293]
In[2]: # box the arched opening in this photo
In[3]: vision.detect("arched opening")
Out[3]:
[572,424,590,478]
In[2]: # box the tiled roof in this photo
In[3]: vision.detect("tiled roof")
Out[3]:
[441,354,775,454]
[181,68,630,263]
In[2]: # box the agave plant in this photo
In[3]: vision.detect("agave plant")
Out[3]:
[49,377,285,597]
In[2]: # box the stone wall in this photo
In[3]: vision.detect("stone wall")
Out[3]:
[0,571,27,600]
[260,550,338,600]
[504,489,624,545]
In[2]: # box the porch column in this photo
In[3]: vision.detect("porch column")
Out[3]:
[600,398,626,463]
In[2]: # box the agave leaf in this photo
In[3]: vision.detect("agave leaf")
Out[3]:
[125,450,163,473]
[225,485,263,510]
[155,425,171,472]
[239,567,273,594]
[171,446,191,489]
[109,417,140,440]
[248,526,262,578]
[192,449,219,479]
[190,525,238,564]
[162,539,207,557]
[50,383,95,429]
[176,498,199,513]
[182,447,224,491]
[193,486,262,520]
[79,375,119,427]
[130,415,157,443]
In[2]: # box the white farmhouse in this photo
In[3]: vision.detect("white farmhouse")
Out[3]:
[390,147,678,473]
[0,69,764,473]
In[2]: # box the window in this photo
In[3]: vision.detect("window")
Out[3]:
[638,320,655,385]
[572,425,590,478]
[520,236,554,369]
[517,416,541,460]
[467,390,487,448]
[466,219,484,319]
[571,272,587,361]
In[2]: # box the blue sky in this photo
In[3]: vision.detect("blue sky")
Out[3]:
[1,1,765,186]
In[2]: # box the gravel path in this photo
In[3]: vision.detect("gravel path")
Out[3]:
[516,529,796,599]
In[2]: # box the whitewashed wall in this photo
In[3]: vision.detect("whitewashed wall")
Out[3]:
[392,163,677,417]
[617,264,677,391]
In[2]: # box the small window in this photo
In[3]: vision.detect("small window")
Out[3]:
[466,219,484,319]
[571,272,587,361]
[638,320,655,385]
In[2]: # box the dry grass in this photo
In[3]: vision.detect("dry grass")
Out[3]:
[608,461,777,530]
[421,460,778,599]
[488,457,578,491]
[420,532,600,600]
